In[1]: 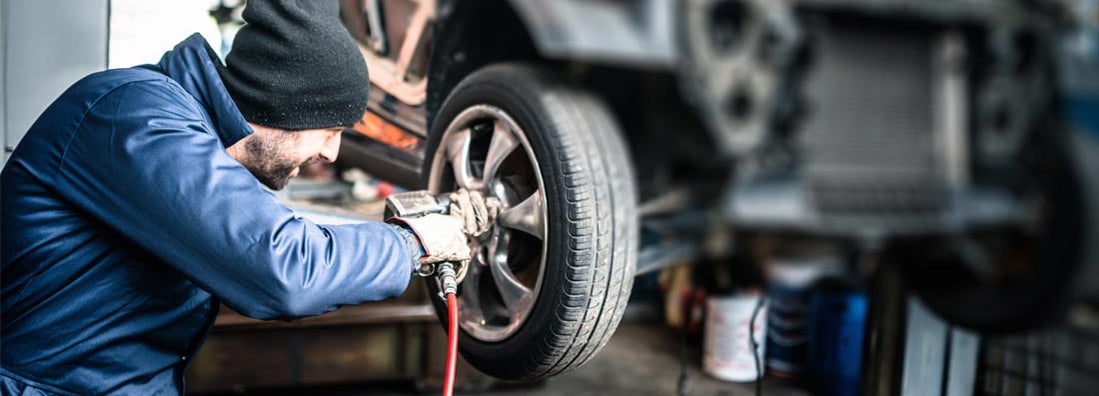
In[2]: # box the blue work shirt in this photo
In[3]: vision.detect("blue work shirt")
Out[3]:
[0,34,411,395]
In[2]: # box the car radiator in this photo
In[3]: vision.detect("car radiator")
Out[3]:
[799,23,949,232]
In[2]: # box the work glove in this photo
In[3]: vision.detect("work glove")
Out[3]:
[449,189,499,239]
[388,214,470,283]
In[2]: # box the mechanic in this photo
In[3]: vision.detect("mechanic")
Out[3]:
[0,1,489,394]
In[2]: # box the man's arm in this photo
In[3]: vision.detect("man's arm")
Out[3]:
[54,81,412,320]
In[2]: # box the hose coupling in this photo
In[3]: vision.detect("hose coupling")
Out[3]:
[437,262,459,299]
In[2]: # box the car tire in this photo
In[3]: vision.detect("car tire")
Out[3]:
[897,122,1094,333]
[422,63,638,380]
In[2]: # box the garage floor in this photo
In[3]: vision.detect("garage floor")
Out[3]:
[469,320,811,396]
[209,310,811,396]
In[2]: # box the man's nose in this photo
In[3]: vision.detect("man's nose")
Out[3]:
[319,132,341,163]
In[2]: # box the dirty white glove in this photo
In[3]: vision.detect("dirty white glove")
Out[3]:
[388,214,470,282]
[449,189,499,238]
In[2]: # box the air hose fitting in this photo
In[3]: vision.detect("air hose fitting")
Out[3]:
[437,262,459,299]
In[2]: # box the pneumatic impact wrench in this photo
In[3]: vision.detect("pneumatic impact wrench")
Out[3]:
[384,190,460,282]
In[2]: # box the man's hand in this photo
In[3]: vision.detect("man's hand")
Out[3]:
[449,189,499,239]
[388,214,470,264]
[387,188,497,285]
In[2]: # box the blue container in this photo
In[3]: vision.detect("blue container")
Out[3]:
[765,258,841,380]
[765,281,811,379]
[806,282,868,396]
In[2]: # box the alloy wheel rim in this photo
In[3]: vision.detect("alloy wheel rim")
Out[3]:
[429,104,549,342]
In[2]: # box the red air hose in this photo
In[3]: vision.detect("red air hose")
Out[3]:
[443,293,458,396]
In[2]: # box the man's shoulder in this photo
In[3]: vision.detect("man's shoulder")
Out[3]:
[62,66,210,123]
[84,64,174,84]
[72,66,190,105]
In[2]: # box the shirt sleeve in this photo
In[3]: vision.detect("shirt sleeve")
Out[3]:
[52,81,412,320]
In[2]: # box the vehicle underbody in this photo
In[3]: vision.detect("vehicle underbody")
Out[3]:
[333,0,1099,380]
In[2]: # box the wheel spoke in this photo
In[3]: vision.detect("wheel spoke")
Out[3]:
[459,253,485,322]
[445,128,481,190]
[488,233,533,316]
[482,122,520,183]
[498,192,545,240]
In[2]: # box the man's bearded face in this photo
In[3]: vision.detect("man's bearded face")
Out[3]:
[235,124,343,190]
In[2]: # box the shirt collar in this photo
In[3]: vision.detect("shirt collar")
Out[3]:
[156,34,252,147]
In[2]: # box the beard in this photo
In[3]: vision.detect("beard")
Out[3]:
[241,132,310,190]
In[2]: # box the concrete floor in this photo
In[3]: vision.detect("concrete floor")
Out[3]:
[469,321,811,396]
[215,318,811,396]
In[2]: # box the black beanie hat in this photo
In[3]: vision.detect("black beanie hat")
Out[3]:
[217,0,370,130]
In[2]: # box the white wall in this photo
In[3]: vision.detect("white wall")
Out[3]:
[108,0,222,69]
[2,0,7,163]
[3,0,109,164]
